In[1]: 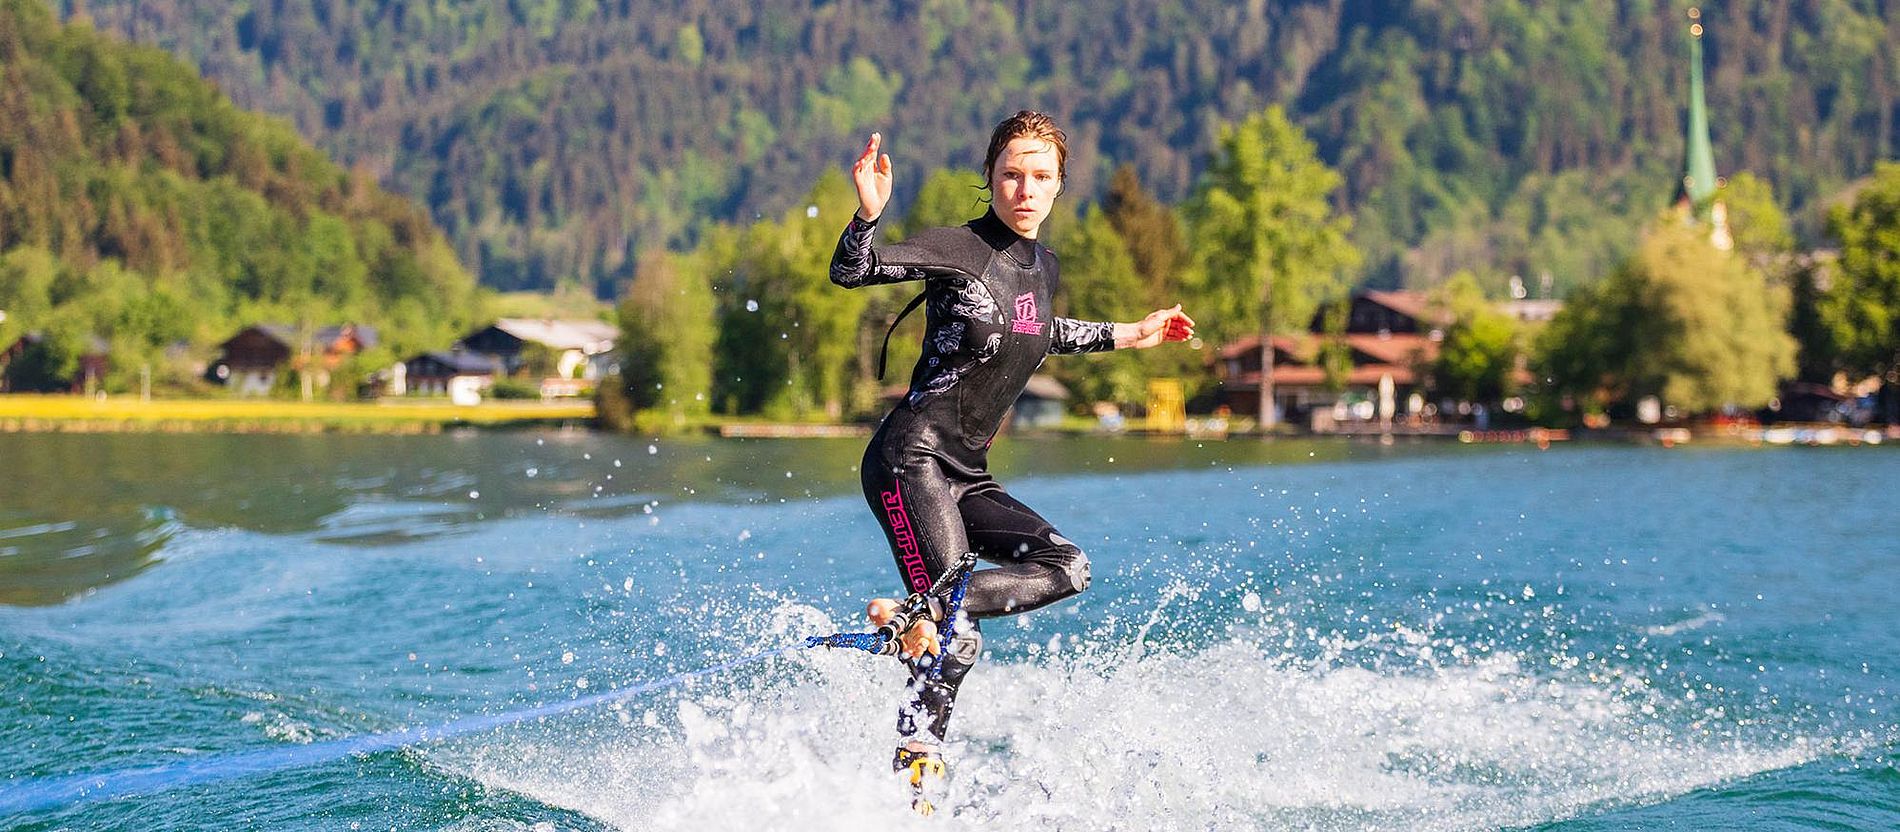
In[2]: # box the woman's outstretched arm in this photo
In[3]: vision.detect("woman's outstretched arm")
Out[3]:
[1049,305,1195,354]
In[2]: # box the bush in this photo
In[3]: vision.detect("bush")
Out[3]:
[489,378,540,399]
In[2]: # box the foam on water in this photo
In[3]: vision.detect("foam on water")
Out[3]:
[435,593,1818,831]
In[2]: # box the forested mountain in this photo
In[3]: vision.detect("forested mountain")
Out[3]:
[59,0,1899,296]
[0,0,480,393]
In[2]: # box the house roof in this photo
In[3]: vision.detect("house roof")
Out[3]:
[1343,333,1438,366]
[1217,334,1313,361]
[1225,366,1423,389]
[410,350,502,374]
[1217,332,1437,366]
[489,318,618,353]
[1362,289,1437,324]
[234,323,380,351]
[1021,374,1070,400]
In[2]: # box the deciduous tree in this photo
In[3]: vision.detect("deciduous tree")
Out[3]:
[1182,106,1358,425]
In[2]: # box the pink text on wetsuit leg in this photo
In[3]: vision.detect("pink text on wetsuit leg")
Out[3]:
[882,482,933,592]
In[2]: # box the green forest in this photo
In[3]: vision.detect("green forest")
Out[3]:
[4,0,1897,427]
[0,0,481,394]
[58,0,1899,296]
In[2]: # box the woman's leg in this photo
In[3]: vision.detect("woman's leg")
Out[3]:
[955,484,1092,619]
[886,484,1094,753]
[860,445,979,753]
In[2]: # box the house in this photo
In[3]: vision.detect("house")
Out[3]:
[207,324,378,396]
[455,319,618,387]
[1214,290,1442,428]
[402,351,502,405]
[0,333,109,393]
[1012,374,1070,429]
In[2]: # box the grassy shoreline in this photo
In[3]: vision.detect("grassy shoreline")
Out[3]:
[0,395,595,433]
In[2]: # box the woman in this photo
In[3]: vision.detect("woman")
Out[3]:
[828,110,1195,808]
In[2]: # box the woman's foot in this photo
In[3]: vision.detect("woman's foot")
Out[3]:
[893,744,946,815]
[865,597,900,626]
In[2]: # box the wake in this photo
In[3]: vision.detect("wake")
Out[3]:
[440,589,1820,831]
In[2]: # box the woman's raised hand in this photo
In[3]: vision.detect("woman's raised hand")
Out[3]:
[853,132,893,222]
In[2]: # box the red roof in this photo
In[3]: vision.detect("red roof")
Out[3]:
[1362,290,1441,325]
[1343,333,1437,366]
[1223,365,1422,389]
[1218,333,1313,361]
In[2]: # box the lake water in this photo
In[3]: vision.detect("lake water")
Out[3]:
[1,432,1895,830]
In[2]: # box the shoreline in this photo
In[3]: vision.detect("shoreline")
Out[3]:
[0,395,1892,446]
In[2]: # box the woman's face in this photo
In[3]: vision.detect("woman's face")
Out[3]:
[988,137,1062,238]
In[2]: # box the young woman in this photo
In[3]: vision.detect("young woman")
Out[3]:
[828,111,1195,807]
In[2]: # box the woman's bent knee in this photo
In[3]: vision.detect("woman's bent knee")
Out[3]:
[1063,548,1091,595]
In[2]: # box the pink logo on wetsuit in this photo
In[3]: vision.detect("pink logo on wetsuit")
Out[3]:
[1012,292,1044,335]
[881,482,932,592]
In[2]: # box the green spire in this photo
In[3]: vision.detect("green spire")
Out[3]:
[1676,7,1719,217]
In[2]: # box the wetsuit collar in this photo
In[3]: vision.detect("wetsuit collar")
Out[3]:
[969,210,1039,265]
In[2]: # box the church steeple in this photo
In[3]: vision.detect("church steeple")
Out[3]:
[1675,7,1731,249]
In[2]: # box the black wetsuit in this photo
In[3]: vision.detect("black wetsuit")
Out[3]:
[829,210,1116,751]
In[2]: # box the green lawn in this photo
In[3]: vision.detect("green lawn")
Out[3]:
[0,395,595,432]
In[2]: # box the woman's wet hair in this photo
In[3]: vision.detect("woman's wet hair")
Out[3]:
[982,110,1068,184]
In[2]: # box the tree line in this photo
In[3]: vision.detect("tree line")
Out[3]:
[64,0,1900,298]
[0,0,482,395]
[6,0,1896,427]
[599,106,1900,431]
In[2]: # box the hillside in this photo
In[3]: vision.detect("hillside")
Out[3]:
[57,0,1900,295]
[0,0,480,393]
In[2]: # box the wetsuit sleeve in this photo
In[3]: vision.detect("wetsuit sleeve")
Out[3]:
[829,216,954,288]
[1049,317,1117,354]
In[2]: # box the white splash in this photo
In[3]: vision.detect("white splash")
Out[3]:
[436,600,1815,831]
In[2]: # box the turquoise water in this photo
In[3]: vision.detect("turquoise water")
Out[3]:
[1,433,1895,830]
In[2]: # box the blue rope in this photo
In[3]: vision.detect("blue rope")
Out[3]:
[0,645,795,817]
[802,631,889,652]
[927,565,973,680]
[802,555,977,663]
[4,563,982,816]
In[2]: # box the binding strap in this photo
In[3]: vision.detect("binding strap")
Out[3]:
[877,290,929,381]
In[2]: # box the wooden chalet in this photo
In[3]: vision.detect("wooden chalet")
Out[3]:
[456,318,618,381]
[208,324,378,396]
[1013,374,1070,429]
[1215,290,1443,428]
[401,350,502,401]
[0,333,109,393]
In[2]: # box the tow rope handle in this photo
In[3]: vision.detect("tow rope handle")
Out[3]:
[805,553,977,655]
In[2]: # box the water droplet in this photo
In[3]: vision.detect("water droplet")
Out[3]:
[745,299,759,312]
[468,490,480,499]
